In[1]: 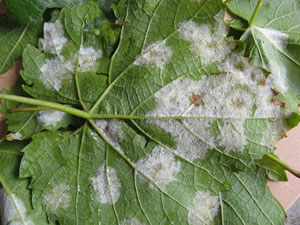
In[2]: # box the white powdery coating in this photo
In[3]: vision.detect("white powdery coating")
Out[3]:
[39,58,73,90]
[77,46,103,72]
[121,218,146,225]
[255,27,289,51]
[261,119,288,148]
[7,132,22,140]
[188,191,220,225]
[0,190,33,225]
[40,20,67,54]
[178,13,234,63]
[146,50,291,158]
[38,110,66,127]
[43,183,72,213]
[134,40,173,69]
[90,164,121,204]
[135,146,181,189]
[217,120,246,152]
[95,119,124,153]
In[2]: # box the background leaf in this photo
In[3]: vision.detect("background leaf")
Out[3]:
[227,0,300,112]
[0,15,41,74]
[0,140,51,225]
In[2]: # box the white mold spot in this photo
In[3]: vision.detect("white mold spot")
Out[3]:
[135,146,181,189]
[77,46,103,72]
[255,27,289,51]
[39,58,73,90]
[7,132,22,141]
[43,183,72,213]
[145,49,290,159]
[90,163,121,204]
[38,110,66,127]
[40,20,67,54]
[96,119,124,153]
[121,218,146,225]
[134,40,173,69]
[0,190,33,225]
[188,191,220,225]
[178,13,234,63]
[217,120,246,152]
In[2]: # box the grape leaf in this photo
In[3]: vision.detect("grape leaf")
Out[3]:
[218,168,285,225]
[227,0,300,112]
[0,0,298,224]
[0,140,51,225]
[0,15,41,74]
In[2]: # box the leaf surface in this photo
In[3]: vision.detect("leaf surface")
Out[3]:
[227,0,300,112]
[0,15,41,74]
[0,140,51,225]
[1,0,297,224]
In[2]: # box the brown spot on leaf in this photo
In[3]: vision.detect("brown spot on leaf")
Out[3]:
[190,94,204,107]
[271,88,279,96]
[155,163,163,171]
[257,80,266,86]
[271,99,285,107]
[116,21,128,27]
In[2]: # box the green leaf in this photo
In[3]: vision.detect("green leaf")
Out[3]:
[219,168,285,224]
[1,0,298,224]
[227,0,300,112]
[256,154,288,181]
[0,15,41,74]
[1,81,77,141]
[0,140,51,225]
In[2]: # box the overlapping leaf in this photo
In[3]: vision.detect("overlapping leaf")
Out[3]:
[1,0,297,224]
[227,0,300,112]
[0,15,41,74]
[0,140,51,225]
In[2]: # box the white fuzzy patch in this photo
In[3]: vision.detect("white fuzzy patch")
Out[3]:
[254,27,289,51]
[178,12,234,63]
[90,163,121,204]
[39,58,73,90]
[121,218,146,225]
[40,20,67,54]
[43,183,72,213]
[7,132,22,140]
[145,50,290,159]
[77,46,103,72]
[95,119,124,153]
[0,190,33,225]
[38,110,66,127]
[188,191,220,225]
[134,41,173,69]
[135,146,181,189]
[217,120,246,152]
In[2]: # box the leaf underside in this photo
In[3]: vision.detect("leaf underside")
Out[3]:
[2,0,299,224]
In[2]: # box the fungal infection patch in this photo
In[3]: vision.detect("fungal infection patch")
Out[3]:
[39,58,73,91]
[95,119,124,153]
[178,12,235,63]
[135,146,181,189]
[38,110,66,127]
[145,45,291,159]
[134,40,173,69]
[40,20,67,55]
[6,132,22,141]
[0,190,33,225]
[90,163,121,204]
[121,218,146,225]
[43,183,72,213]
[188,190,220,225]
[77,46,103,72]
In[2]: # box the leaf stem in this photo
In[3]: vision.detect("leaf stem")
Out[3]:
[266,153,300,178]
[249,0,263,27]
[0,94,90,119]
[6,107,50,113]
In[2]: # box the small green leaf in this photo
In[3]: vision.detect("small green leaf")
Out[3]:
[0,15,41,74]
[219,168,285,224]
[0,140,51,225]
[257,154,288,181]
